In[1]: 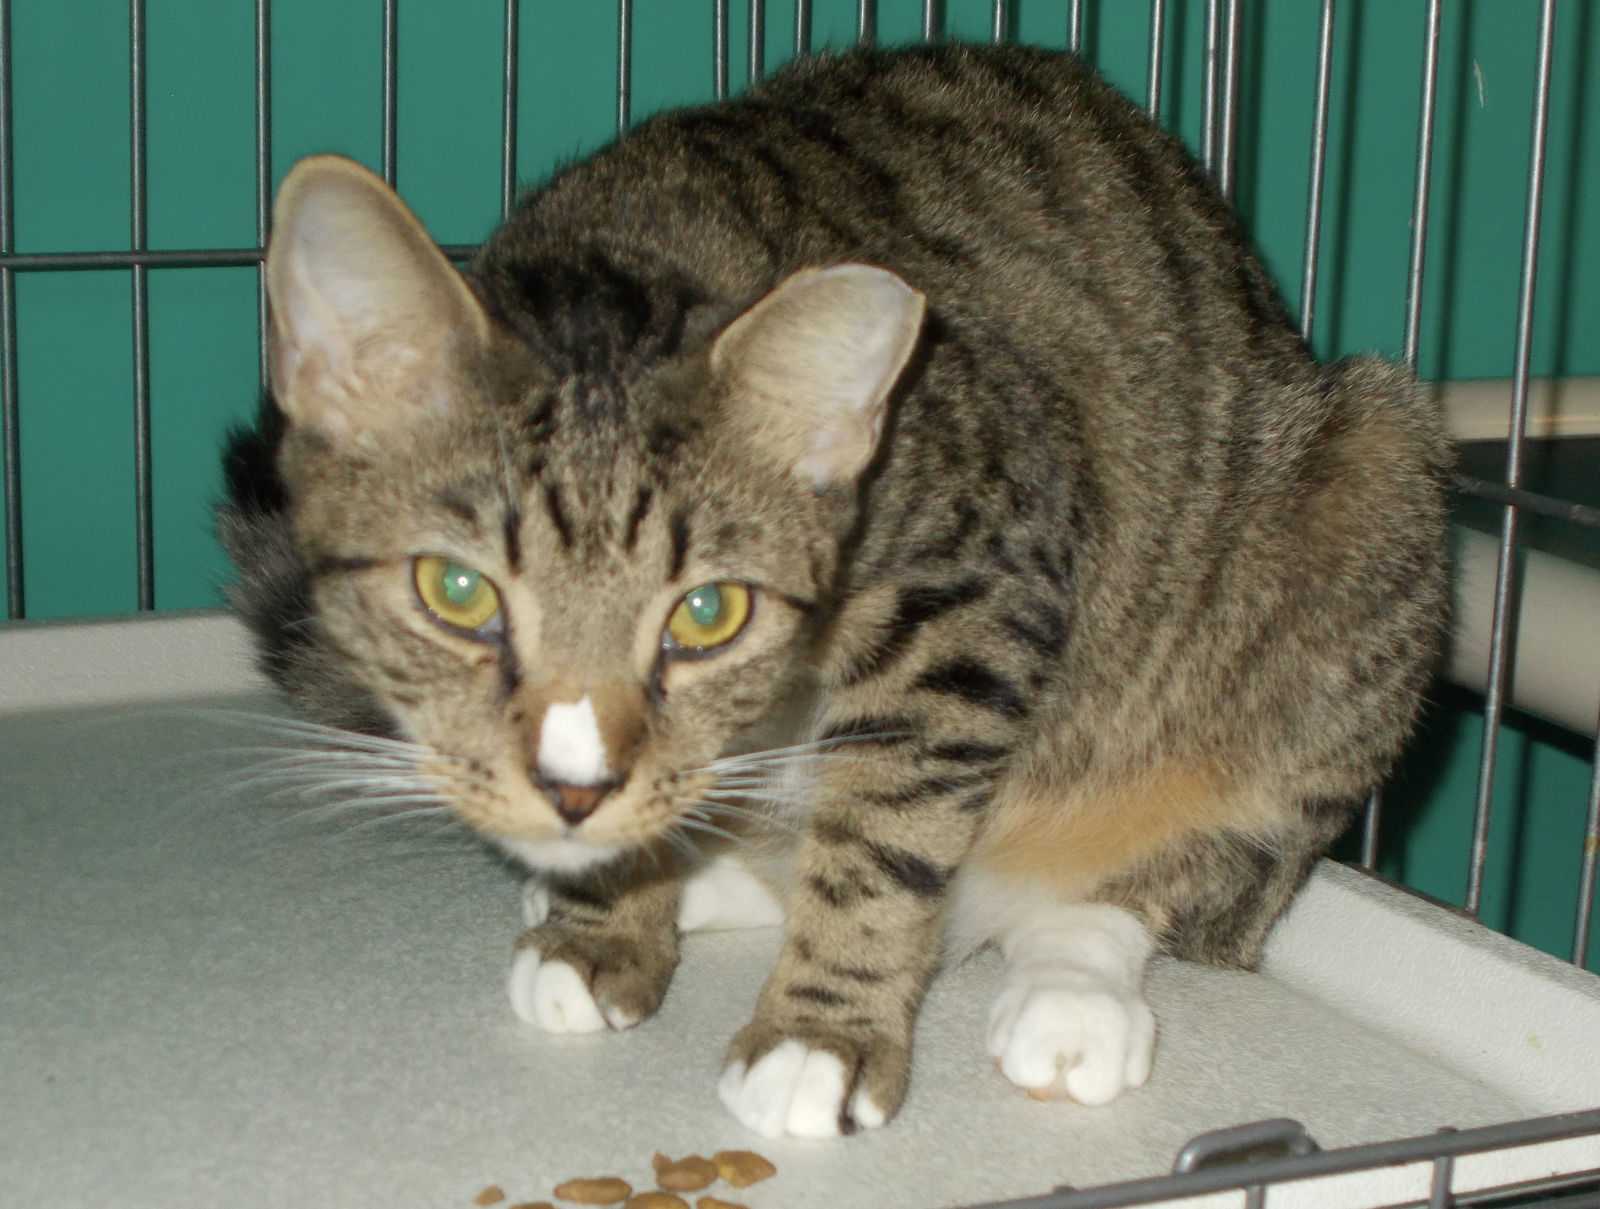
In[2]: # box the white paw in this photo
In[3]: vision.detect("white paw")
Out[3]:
[718,1040,886,1139]
[986,973,1156,1104]
[677,855,785,933]
[507,949,620,1033]
[521,881,552,927]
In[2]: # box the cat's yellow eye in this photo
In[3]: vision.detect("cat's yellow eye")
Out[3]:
[413,556,502,634]
[665,583,752,654]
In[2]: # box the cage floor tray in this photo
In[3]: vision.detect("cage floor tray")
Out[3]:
[3,613,1598,1209]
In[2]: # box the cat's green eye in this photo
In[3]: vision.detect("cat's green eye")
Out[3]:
[413,556,502,634]
[665,583,752,653]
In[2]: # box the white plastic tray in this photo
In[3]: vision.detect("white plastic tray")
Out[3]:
[3,612,1597,1209]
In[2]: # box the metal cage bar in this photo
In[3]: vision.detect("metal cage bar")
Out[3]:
[714,0,730,99]
[0,0,19,620]
[129,0,153,611]
[794,0,811,57]
[1201,0,1220,174]
[1298,0,1335,341]
[857,0,873,46]
[255,0,271,388]
[1214,0,1242,202]
[1402,0,1444,371]
[501,0,519,216]
[616,0,632,133]
[1067,0,1083,55]
[923,0,939,43]
[992,0,1008,45]
[1146,0,1166,120]
[1466,0,1559,916]
[381,0,397,186]
[748,0,764,84]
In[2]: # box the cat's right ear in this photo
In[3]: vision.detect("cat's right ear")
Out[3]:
[266,155,489,443]
[711,264,925,489]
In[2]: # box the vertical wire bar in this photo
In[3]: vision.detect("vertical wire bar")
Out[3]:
[1298,0,1335,340]
[923,0,939,43]
[1575,714,1600,966]
[714,0,729,100]
[795,0,810,56]
[748,0,764,85]
[857,0,873,45]
[130,0,153,611]
[616,0,632,132]
[255,0,271,388]
[992,0,1008,44]
[1067,0,1083,54]
[1364,0,1443,872]
[1201,0,1221,175]
[1402,0,1443,370]
[1147,0,1166,119]
[381,0,397,185]
[0,0,20,619]
[501,0,519,216]
[1465,0,1559,916]
[1215,0,1243,202]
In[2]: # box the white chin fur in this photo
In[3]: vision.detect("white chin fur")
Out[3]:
[496,834,619,874]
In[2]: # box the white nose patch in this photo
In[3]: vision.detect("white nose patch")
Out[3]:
[537,696,611,786]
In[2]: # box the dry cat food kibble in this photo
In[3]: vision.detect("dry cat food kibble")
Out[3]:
[695,1198,748,1209]
[624,1194,689,1209]
[710,1152,776,1189]
[553,1177,633,1204]
[651,1154,719,1193]
[475,1187,507,1206]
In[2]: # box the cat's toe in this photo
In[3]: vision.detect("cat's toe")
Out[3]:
[507,948,609,1032]
[986,977,1156,1105]
[719,1035,900,1138]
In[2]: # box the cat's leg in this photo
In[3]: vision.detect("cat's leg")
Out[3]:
[509,867,681,1033]
[956,874,1157,1104]
[717,720,1013,1137]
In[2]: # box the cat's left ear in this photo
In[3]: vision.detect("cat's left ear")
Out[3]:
[266,154,490,443]
[711,264,925,488]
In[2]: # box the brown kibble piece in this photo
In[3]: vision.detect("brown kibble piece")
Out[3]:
[651,1153,718,1193]
[476,1187,507,1206]
[554,1177,633,1204]
[624,1195,689,1209]
[697,1198,749,1209]
[711,1151,776,1188]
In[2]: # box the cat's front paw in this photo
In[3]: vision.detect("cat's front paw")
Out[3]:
[508,924,675,1034]
[719,1021,908,1138]
[986,972,1156,1105]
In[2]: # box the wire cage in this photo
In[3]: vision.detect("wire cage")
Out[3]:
[2,2,1599,1207]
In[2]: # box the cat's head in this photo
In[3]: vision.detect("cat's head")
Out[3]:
[259,155,924,873]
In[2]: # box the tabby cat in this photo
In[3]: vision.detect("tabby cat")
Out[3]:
[221,43,1449,1139]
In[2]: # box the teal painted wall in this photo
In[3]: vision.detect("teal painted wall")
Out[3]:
[5,0,1597,618]
[3,3,1597,970]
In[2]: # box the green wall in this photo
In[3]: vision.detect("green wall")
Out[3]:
[4,0,1597,618]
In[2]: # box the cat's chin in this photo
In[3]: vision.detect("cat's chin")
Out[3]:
[495,835,622,875]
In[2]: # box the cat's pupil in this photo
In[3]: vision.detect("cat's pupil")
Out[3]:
[684,584,723,629]
[443,564,481,607]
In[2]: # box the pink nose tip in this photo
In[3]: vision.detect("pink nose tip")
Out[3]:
[532,773,622,826]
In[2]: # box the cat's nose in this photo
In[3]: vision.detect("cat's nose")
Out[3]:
[533,773,623,826]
